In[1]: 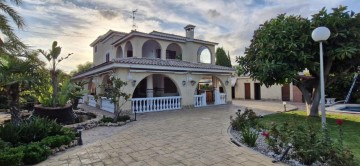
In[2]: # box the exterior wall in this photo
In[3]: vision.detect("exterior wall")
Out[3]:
[76,69,232,114]
[93,35,124,66]
[293,86,303,102]
[234,77,289,101]
[93,34,216,66]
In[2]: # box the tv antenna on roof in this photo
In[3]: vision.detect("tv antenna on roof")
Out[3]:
[131,9,138,31]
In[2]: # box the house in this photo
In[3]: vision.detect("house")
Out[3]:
[72,25,234,114]
[232,76,303,102]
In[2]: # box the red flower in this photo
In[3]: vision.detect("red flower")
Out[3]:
[336,119,344,126]
[262,131,270,138]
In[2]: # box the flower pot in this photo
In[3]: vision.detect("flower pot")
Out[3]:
[33,104,76,125]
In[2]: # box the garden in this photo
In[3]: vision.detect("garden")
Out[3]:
[230,109,359,166]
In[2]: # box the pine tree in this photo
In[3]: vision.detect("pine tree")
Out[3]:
[227,51,232,67]
[215,47,231,67]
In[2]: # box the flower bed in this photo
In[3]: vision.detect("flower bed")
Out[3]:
[229,109,357,166]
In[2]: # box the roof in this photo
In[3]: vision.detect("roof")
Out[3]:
[90,30,128,46]
[184,24,196,29]
[112,58,234,71]
[112,30,218,46]
[72,58,234,79]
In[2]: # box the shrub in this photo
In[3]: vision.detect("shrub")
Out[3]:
[241,126,258,147]
[22,143,51,165]
[40,135,72,148]
[0,147,24,166]
[117,115,130,122]
[0,117,65,145]
[230,108,258,131]
[100,116,114,123]
[0,139,10,149]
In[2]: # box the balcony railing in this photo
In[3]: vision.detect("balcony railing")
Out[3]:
[100,97,115,113]
[194,93,207,107]
[132,96,181,113]
[88,95,96,107]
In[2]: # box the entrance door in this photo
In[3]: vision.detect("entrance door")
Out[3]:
[254,83,261,100]
[282,84,290,101]
[244,83,251,99]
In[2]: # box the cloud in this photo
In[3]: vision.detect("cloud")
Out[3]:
[207,9,221,18]
[11,0,360,73]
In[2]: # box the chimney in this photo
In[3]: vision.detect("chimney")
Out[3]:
[184,24,196,39]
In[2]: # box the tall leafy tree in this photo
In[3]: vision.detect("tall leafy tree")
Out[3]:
[0,52,46,124]
[216,47,231,67]
[227,51,232,67]
[237,6,360,116]
[70,61,93,76]
[0,0,26,54]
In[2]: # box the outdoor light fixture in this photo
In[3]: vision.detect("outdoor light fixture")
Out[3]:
[225,80,229,86]
[190,80,196,86]
[283,102,287,112]
[311,26,330,126]
[182,80,186,86]
[131,80,137,86]
[76,126,84,145]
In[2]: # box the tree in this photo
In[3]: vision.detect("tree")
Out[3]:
[0,0,26,54]
[70,62,92,76]
[237,6,360,116]
[99,77,131,121]
[0,52,46,124]
[216,47,231,67]
[38,41,72,107]
[227,51,232,67]
[233,65,245,76]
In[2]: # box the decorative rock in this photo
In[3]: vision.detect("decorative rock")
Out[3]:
[126,120,130,123]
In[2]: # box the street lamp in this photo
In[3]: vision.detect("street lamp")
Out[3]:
[311,27,331,126]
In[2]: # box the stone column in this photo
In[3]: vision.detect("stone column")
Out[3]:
[147,75,154,98]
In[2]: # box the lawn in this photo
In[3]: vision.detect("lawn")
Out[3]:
[258,110,360,162]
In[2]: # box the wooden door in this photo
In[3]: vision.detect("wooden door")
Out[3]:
[245,83,251,99]
[282,84,290,101]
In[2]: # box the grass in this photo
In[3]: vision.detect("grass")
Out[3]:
[258,110,360,162]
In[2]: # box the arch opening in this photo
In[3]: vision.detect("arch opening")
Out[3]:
[125,41,133,57]
[88,78,97,95]
[142,40,161,59]
[196,75,226,105]
[132,74,180,98]
[197,46,211,63]
[166,43,182,60]
[116,46,123,58]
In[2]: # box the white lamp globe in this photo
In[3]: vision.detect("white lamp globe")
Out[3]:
[311,27,331,42]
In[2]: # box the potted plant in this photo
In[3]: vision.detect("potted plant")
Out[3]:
[33,41,75,124]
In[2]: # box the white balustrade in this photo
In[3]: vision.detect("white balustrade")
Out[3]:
[219,93,226,104]
[78,96,86,104]
[100,97,115,113]
[194,93,207,107]
[132,96,181,113]
[88,95,96,107]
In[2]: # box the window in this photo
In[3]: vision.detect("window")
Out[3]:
[127,51,133,57]
[106,53,110,62]
[94,45,97,53]
[166,50,176,59]
[156,49,161,58]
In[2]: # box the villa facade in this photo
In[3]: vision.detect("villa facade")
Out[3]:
[73,25,234,114]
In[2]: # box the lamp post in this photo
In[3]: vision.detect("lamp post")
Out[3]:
[311,27,330,126]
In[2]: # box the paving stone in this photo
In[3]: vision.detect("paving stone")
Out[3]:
[39,103,289,166]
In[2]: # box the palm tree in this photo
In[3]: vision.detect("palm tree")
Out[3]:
[0,0,26,54]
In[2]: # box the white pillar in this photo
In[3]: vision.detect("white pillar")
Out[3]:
[147,75,154,98]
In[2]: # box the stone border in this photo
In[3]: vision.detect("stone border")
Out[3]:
[326,104,360,114]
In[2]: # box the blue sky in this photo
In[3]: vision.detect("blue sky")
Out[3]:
[7,0,360,73]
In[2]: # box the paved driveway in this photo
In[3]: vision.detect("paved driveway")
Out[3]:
[39,104,283,166]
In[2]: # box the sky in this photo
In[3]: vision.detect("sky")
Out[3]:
[7,0,360,73]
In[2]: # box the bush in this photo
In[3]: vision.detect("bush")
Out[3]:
[230,108,258,131]
[100,116,114,123]
[117,115,130,122]
[40,135,72,148]
[241,126,258,147]
[0,139,10,149]
[0,147,24,166]
[22,143,51,165]
[262,119,357,165]
[0,117,65,145]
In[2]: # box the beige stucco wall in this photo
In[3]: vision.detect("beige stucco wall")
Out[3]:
[234,77,293,101]
[94,34,216,65]
[76,69,232,113]
[93,35,124,66]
